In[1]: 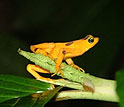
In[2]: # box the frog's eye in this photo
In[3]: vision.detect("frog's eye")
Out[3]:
[88,38,94,43]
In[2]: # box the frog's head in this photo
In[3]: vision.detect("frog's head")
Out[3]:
[82,35,99,52]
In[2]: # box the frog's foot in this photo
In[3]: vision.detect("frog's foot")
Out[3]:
[71,63,85,72]
[51,66,64,77]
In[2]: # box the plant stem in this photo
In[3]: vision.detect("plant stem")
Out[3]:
[56,79,119,102]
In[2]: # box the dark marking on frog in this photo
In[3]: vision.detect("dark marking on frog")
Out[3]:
[83,35,90,40]
[62,50,66,54]
[65,41,73,46]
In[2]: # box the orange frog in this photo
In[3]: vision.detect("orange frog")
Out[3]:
[27,35,99,81]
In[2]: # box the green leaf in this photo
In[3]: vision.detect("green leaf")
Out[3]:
[0,86,62,107]
[0,98,20,107]
[0,97,15,104]
[33,86,62,107]
[0,95,40,107]
[116,69,124,107]
[18,49,85,84]
[0,74,51,103]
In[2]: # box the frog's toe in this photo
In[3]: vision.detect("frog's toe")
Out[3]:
[71,64,85,72]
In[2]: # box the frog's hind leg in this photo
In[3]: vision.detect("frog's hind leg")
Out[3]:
[27,64,55,82]
[65,58,85,72]
[30,43,55,60]
[30,43,55,53]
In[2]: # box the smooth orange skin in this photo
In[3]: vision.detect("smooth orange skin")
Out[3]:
[31,35,99,60]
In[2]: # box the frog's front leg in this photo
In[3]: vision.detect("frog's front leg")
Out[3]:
[51,49,65,77]
[27,64,55,82]
[65,58,85,72]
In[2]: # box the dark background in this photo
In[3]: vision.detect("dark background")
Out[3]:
[0,0,124,106]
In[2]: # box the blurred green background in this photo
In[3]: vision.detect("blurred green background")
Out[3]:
[0,0,124,106]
